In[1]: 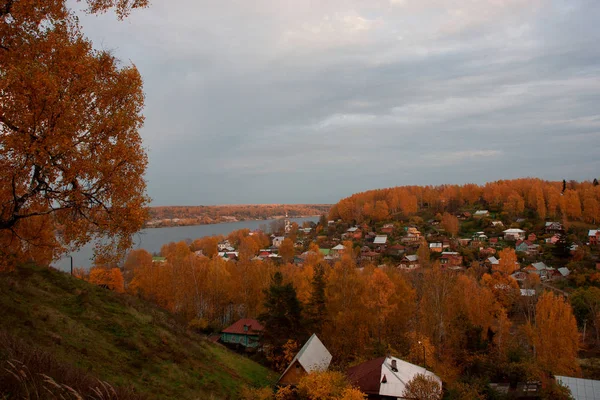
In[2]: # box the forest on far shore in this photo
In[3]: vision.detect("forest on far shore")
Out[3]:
[147,204,332,227]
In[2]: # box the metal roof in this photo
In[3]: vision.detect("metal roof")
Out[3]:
[279,334,332,382]
[556,376,600,400]
[374,235,388,244]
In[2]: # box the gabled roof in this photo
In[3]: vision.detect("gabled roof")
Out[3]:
[404,255,418,262]
[279,334,332,382]
[221,319,264,335]
[531,262,548,271]
[487,256,499,265]
[347,356,441,398]
[374,235,388,245]
[504,228,526,233]
[474,210,489,215]
[347,227,359,232]
[332,244,345,250]
[558,267,570,277]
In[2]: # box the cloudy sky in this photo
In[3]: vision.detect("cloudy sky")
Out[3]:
[75,0,600,205]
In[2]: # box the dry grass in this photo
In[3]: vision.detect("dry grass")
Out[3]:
[0,331,144,400]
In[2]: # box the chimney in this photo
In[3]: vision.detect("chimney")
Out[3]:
[391,359,398,372]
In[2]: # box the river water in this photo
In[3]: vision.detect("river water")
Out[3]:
[52,216,318,271]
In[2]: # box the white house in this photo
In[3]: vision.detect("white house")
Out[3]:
[373,235,388,245]
[272,236,285,248]
[348,356,442,399]
[503,228,526,241]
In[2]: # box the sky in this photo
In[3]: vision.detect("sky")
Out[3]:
[74,0,600,206]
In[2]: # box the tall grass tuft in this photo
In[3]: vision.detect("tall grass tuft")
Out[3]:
[0,331,145,399]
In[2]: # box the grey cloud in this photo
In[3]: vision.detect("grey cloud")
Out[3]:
[72,0,600,205]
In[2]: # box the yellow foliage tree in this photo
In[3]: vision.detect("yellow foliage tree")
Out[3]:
[532,292,580,376]
[296,371,365,400]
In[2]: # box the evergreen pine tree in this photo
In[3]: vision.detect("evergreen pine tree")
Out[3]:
[305,263,327,334]
[259,271,306,350]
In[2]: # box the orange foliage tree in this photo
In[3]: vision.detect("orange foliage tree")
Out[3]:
[88,266,125,293]
[531,292,580,376]
[441,213,459,237]
[0,0,149,270]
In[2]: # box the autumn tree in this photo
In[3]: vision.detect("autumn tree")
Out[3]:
[123,248,152,285]
[279,238,295,263]
[192,236,219,258]
[0,0,149,269]
[402,374,442,400]
[88,266,125,293]
[496,248,518,274]
[532,292,580,376]
[441,212,459,237]
[296,371,365,400]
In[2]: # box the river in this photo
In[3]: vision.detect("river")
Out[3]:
[52,216,319,271]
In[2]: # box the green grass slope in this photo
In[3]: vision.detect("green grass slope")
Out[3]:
[0,264,276,399]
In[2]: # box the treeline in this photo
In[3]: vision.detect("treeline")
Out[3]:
[329,178,600,223]
[148,204,331,227]
[86,234,580,398]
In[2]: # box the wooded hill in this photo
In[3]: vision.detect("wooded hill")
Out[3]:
[0,264,276,399]
[329,178,599,224]
[147,204,331,227]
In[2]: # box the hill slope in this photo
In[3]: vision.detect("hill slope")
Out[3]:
[0,265,276,399]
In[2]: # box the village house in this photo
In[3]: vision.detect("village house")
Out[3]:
[472,232,488,243]
[480,247,496,257]
[387,244,406,256]
[491,221,504,228]
[330,244,346,258]
[515,240,539,255]
[347,356,442,400]
[218,240,233,251]
[373,235,388,251]
[360,251,381,262]
[272,236,285,248]
[440,252,463,269]
[524,262,553,280]
[503,228,526,241]
[474,210,490,218]
[278,334,332,386]
[399,255,419,270]
[343,227,362,240]
[511,271,528,282]
[429,242,443,253]
[589,229,600,246]
[401,227,422,244]
[545,221,563,232]
[220,319,264,348]
[458,238,472,247]
[546,234,561,244]
[381,223,395,234]
[486,256,499,268]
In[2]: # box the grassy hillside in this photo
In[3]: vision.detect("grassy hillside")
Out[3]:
[0,264,276,399]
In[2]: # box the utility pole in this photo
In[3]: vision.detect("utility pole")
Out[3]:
[418,340,426,368]
[70,256,73,276]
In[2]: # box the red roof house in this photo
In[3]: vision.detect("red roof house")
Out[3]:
[221,319,264,348]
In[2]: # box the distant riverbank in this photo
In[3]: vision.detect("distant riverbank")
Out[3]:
[52,216,319,271]
[144,214,322,229]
